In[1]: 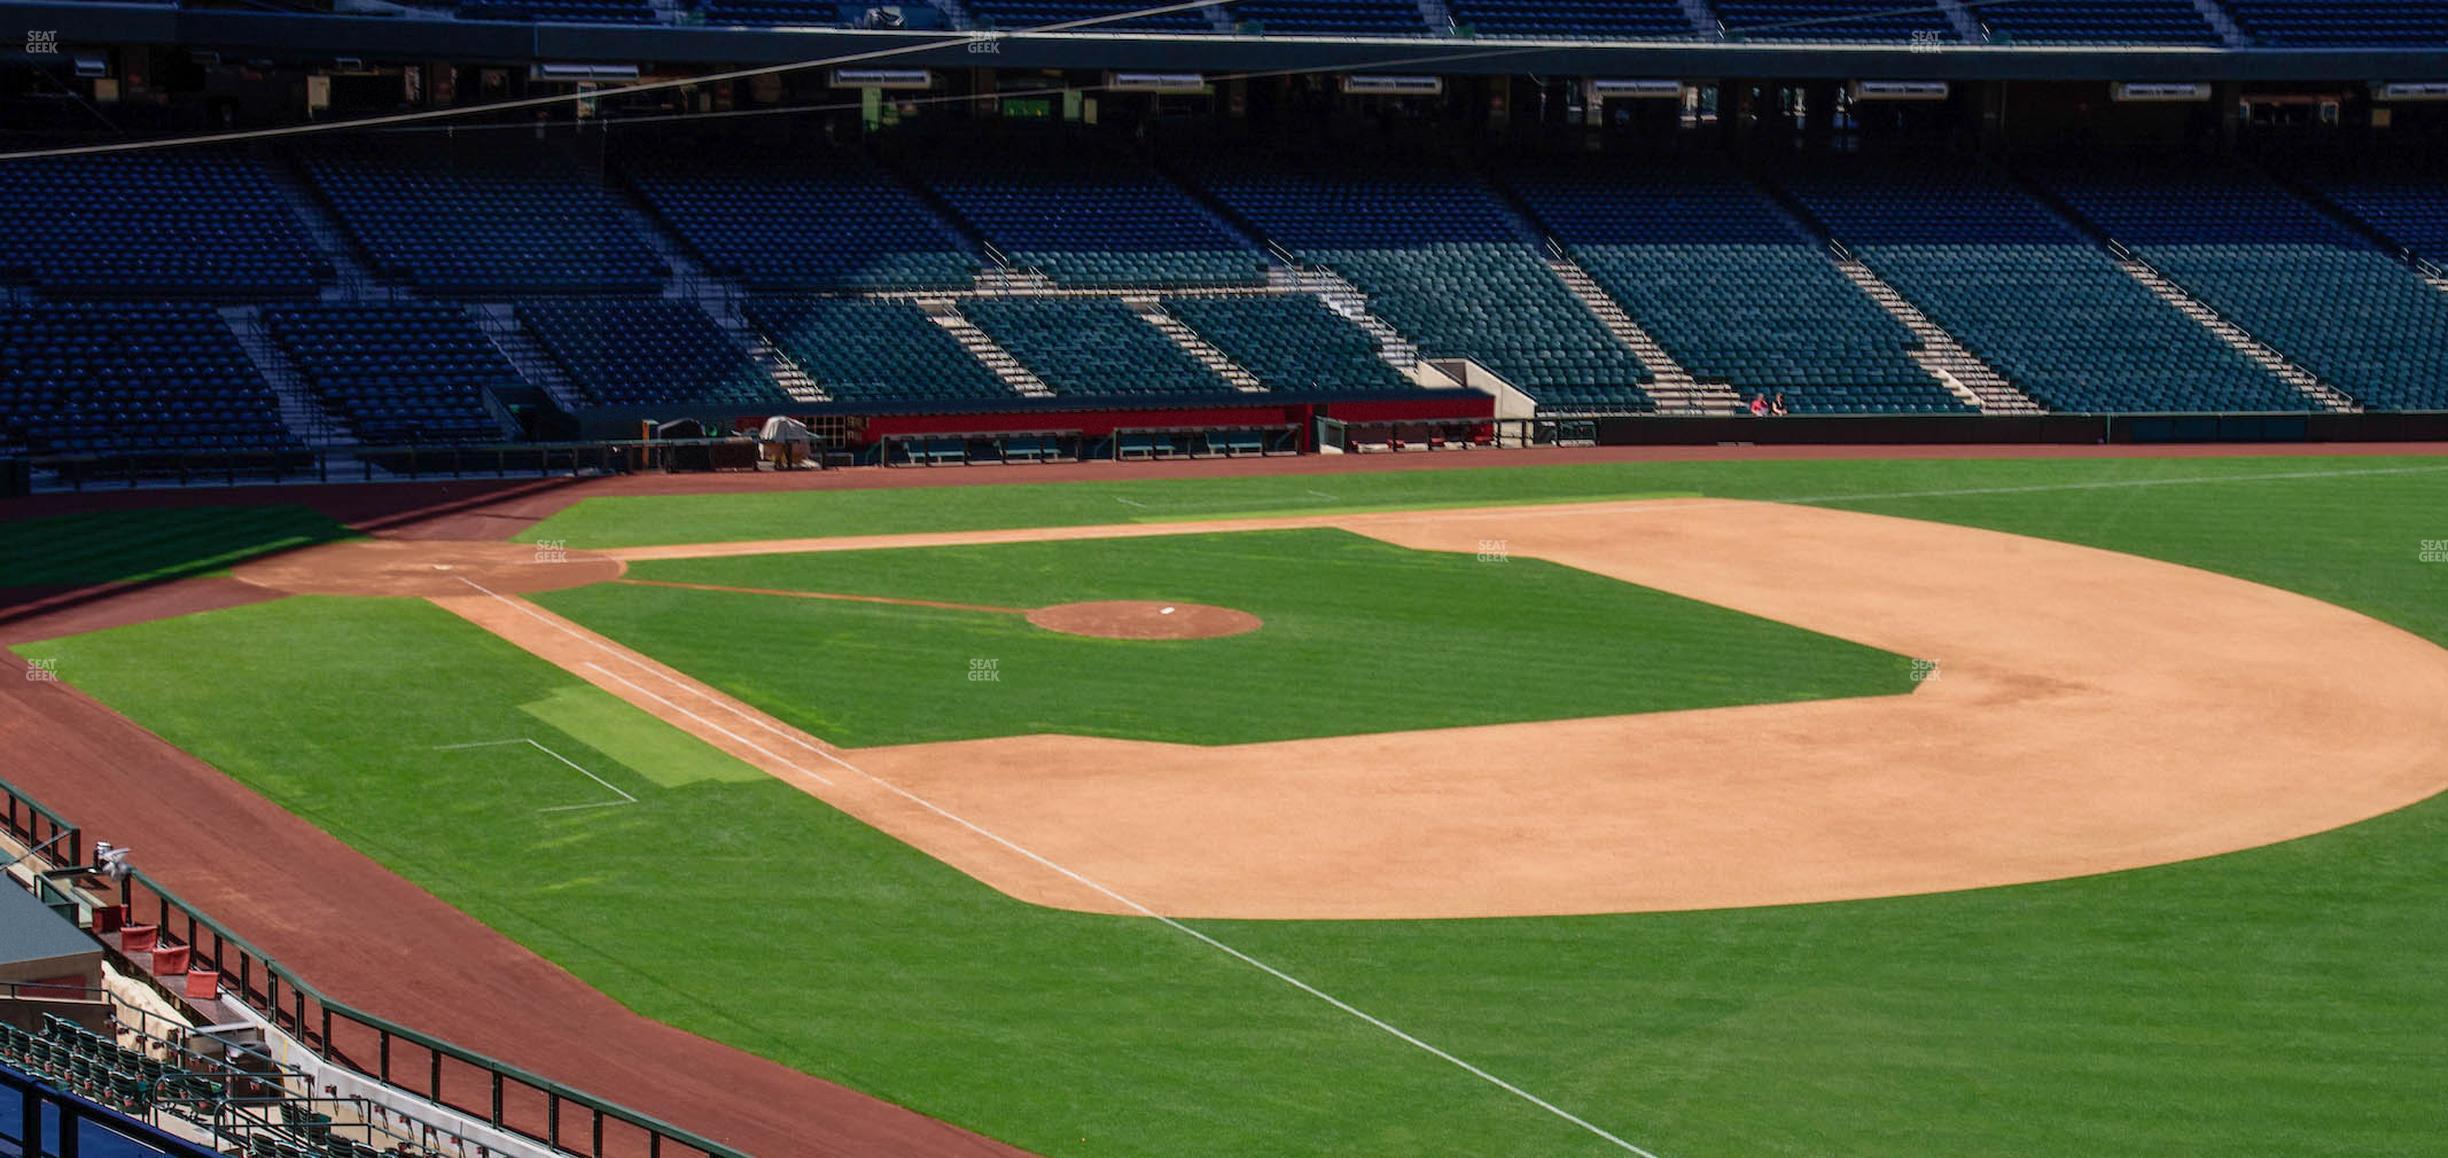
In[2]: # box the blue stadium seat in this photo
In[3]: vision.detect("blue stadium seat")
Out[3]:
[262,303,523,443]
[622,144,979,291]
[2222,0,2448,45]
[964,0,1215,31]
[1185,154,1656,411]
[1718,0,1956,41]
[0,304,294,455]
[515,299,784,407]
[295,143,667,295]
[907,140,1266,289]
[1227,0,1427,34]
[1447,0,1697,38]
[1978,0,2220,44]
[0,153,326,298]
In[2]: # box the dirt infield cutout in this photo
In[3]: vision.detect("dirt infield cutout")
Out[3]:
[432,499,2448,920]
[233,538,622,597]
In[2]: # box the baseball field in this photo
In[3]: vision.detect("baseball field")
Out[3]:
[8,450,2448,1157]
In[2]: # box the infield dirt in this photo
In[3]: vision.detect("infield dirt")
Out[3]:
[421,498,2448,919]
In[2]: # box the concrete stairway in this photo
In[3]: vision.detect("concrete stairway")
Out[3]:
[2192,0,2251,45]
[1679,0,1719,36]
[2113,253,2359,412]
[1828,252,2045,413]
[1272,266,1424,372]
[606,197,725,305]
[220,306,357,447]
[729,315,828,404]
[603,195,818,404]
[475,305,590,413]
[1933,0,1986,42]
[1129,297,1267,392]
[1545,256,1740,414]
[1415,0,1455,35]
[263,164,382,302]
[927,301,1056,397]
[974,266,1060,295]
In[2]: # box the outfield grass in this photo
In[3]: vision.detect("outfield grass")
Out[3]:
[515,453,2448,549]
[0,506,355,588]
[19,456,2448,1158]
[532,530,1913,746]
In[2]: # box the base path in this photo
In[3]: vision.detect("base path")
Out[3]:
[458,499,2448,920]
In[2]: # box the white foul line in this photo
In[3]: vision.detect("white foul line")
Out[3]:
[449,576,832,787]
[444,575,1656,1156]
[434,738,637,813]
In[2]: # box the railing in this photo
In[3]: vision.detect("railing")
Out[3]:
[0,778,82,871]
[0,774,746,1158]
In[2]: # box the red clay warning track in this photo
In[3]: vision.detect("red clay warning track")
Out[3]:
[0,657,1028,1158]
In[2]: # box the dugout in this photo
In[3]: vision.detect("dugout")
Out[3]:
[0,882,106,1034]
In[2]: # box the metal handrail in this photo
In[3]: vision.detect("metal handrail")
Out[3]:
[0,773,746,1158]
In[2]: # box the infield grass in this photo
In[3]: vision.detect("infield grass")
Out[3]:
[531,529,1915,746]
[18,455,2448,1158]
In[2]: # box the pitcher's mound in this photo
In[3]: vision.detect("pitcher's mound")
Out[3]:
[232,539,624,598]
[1027,601,1262,641]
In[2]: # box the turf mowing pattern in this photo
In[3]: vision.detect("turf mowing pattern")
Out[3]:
[16,455,2448,1157]
[533,530,1914,747]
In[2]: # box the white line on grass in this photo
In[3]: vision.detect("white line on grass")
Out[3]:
[446,575,1657,1156]
[449,577,833,787]
[578,662,834,789]
[434,738,637,813]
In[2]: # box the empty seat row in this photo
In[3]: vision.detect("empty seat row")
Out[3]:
[296,142,666,294]
[2046,165,2448,411]
[1,303,295,455]
[1447,0,1698,38]
[0,153,327,297]
[960,298,1236,397]
[262,303,521,443]
[516,299,783,408]
[748,298,1017,401]
[1163,295,1424,395]
[1782,161,2314,413]
[1507,160,1963,413]
[1980,0,2221,44]
[623,144,979,291]
[1185,155,1655,411]
[907,139,1265,289]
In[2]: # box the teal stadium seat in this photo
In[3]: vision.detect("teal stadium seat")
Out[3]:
[2047,164,2448,412]
[1783,160,2310,413]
